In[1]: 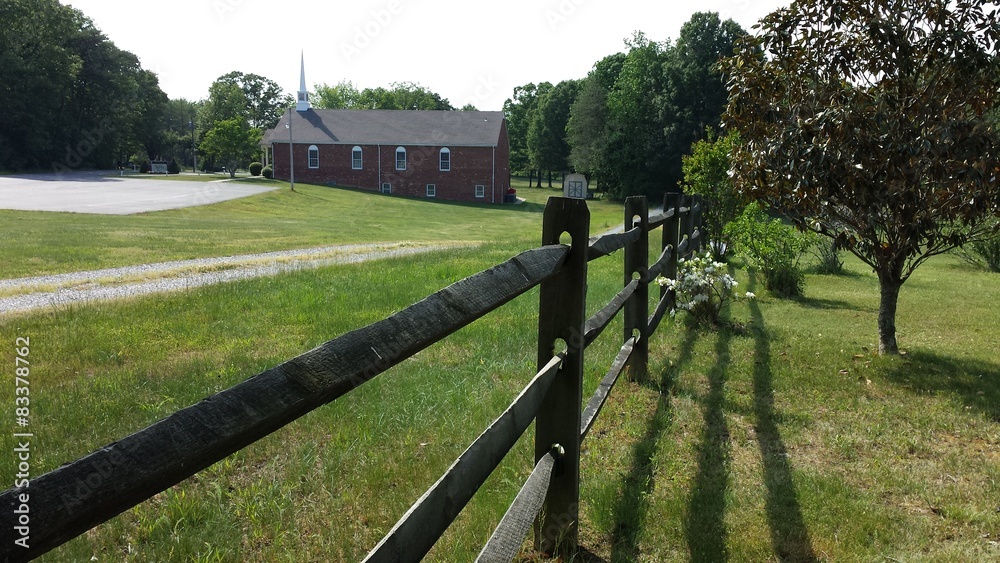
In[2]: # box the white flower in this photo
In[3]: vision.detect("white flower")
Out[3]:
[745,292,756,299]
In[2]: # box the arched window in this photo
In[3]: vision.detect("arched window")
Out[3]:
[439,147,451,171]
[308,145,319,169]
[395,147,406,170]
[352,146,363,170]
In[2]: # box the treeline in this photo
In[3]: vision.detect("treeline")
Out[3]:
[503,13,748,200]
[2,0,742,193]
[313,81,477,111]
[0,0,170,171]
[0,0,300,174]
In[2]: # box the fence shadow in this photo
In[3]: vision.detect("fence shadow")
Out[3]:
[684,322,735,562]
[883,350,1000,423]
[609,328,695,561]
[748,278,818,562]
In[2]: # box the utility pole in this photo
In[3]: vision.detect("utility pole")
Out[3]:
[286,107,295,192]
[189,119,198,174]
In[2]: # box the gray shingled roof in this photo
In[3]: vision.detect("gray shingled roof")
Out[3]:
[262,109,505,147]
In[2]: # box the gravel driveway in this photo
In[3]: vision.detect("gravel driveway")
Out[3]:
[0,243,455,316]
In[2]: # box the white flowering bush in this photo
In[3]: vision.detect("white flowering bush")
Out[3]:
[656,252,755,326]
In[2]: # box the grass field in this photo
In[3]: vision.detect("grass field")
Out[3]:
[1,180,997,561]
[0,178,617,280]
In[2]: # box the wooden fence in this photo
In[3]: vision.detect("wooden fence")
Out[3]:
[1,193,704,562]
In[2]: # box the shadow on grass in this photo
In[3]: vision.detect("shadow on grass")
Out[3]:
[683,322,734,562]
[748,277,818,562]
[793,296,873,313]
[884,350,1000,422]
[608,328,694,562]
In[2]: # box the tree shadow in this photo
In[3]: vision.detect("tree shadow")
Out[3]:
[883,350,1000,422]
[683,321,734,562]
[793,296,873,313]
[608,327,695,562]
[748,277,819,562]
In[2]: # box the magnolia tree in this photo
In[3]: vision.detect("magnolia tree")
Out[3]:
[723,0,1000,354]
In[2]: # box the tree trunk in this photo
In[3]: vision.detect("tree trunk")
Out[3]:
[547,170,553,188]
[877,274,902,355]
[528,170,534,187]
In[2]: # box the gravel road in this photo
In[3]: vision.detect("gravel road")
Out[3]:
[0,243,455,316]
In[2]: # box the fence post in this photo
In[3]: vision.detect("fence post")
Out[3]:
[692,195,705,255]
[663,192,681,311]
[697,195,709,255]
[624,196,648,383]
[535,197,589,556]
[682,194,695,260]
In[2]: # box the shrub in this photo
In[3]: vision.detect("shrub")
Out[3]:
[958,227,1000,273]
[680,129,743,261]
[167,158,181,175]
[249,162,263,177]
[656,252,754,327]
[811,237,845,275]
[139,160,150,174]
[725,202,811,297]
[262,166,274,179]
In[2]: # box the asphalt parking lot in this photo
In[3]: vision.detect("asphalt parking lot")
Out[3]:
[0,171,277,215]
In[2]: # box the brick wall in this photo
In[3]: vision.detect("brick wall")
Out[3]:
[271,136,512,204]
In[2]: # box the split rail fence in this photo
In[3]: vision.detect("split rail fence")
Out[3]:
[1,193,704,562]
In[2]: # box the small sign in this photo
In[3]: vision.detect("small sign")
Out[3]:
[563,173,588,199]
[151,161,169,174]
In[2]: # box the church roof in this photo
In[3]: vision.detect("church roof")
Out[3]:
[262,109,505,147]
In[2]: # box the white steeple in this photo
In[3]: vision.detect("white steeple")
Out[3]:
[296,51,311,112]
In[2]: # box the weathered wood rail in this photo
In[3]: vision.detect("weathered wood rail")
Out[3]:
[0,194,703,562]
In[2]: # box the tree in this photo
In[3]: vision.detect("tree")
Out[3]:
[723,0,1000,354]
[161,98,202,169]
[313,81,454,110]
[128,69,169,162]
[503,82,552,185]
[378,81,453,110]
[0,0,166,171]
[527,79,582,186]
[199,118,261,178]
[314,81,361,109]
[661,13,747,186]
[680,129,742,259]
[567,53,626,184]
[200,72,291,132]
[601,32,671,200]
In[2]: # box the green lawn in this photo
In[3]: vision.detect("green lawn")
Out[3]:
[0,179,616,280]
[0,185,997,561]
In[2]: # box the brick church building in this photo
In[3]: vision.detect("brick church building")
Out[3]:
[262,56,511,204]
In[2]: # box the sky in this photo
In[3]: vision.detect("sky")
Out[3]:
[62,0,789,111]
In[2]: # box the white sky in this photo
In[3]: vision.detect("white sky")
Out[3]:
[61,0,788,111]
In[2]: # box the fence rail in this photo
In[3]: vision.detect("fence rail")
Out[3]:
[0,194,704,562]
